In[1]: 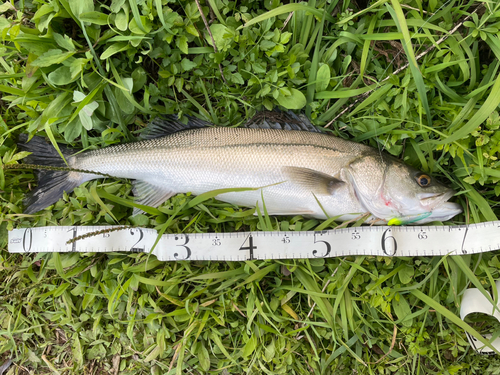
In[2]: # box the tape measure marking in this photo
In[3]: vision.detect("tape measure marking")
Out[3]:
[8,221,500,261]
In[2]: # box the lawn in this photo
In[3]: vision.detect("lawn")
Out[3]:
[1,0,500,373]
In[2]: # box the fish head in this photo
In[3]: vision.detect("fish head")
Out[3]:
[346,154,462,225]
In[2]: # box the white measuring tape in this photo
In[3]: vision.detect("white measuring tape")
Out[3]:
[7,221,500,354]
[8,222,500,260]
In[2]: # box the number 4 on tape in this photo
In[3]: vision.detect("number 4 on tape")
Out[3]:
[239,234,256,260]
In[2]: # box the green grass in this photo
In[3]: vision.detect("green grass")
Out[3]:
[1,0,500,373]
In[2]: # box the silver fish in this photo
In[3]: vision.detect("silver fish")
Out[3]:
[20,112,462,224]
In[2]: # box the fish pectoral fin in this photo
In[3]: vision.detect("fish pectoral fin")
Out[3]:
[282,166,344,195]
[131,180,176,215]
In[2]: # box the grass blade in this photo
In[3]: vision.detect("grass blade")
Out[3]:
[306,7,325,117]
[187,182,284,208]
[128,0,147,33]
[238,4,335,30]
[437,69,500,144]
[316,84,376,99]
[387,1,432,125]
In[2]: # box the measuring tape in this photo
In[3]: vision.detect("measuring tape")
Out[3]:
[7,222,500,260]
[7,222,500,354]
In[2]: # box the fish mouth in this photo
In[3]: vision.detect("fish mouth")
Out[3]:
[418,189,456,208]
[416,189,462,222]
[427,201,463,222]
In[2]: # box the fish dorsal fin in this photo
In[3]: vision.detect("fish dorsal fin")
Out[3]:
[140,115,210,140]
[244,110,323,133]
[282,166,344,195]
[131,180,176,215]
[143,111,320,139]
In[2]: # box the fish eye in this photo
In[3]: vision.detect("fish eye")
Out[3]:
[416,174,431,187]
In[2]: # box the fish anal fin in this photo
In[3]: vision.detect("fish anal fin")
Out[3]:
[131,180,176,215]
[282,166,344,195]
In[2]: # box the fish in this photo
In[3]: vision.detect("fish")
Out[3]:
[18,111,462,225]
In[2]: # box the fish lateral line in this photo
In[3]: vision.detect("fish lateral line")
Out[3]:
[4,163,113,178]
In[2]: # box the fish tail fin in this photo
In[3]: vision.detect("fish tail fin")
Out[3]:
[18,135,82,214]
